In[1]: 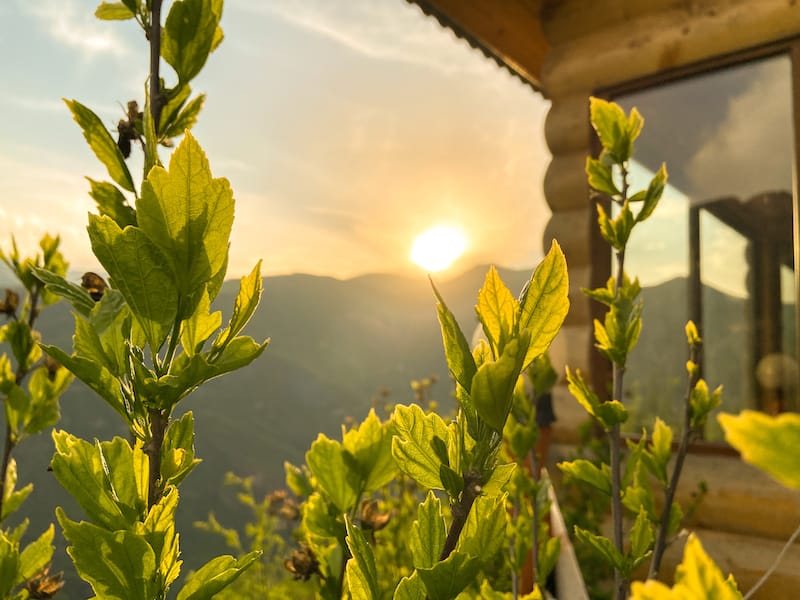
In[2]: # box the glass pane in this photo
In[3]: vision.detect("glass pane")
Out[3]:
[614,54,797,438]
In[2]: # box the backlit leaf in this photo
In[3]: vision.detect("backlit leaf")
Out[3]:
[176,551,260,600]
[306,435,359,513]
[345,517,379,600]
[409,492,445,570]
[65,99,135,192]
[392,404,449,490]
[476,266,518,357]
[719,410,800,489]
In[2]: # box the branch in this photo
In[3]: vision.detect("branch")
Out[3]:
[439,471,482,561]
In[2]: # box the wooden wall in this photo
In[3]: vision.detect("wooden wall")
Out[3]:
[539,1,800,596]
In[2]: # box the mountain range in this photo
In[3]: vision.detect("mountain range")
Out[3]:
[5,265,534,597]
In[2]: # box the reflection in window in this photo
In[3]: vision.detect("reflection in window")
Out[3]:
[614,54,797,440]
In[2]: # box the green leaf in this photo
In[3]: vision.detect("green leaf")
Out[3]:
[629,507,654,564]
[162,0,223,83]
[180,292,221,357]
[17,524,55,585]
[303,492,343,539]
[30,265,95,316]
[482,462,516,495]
[87,178,137,228]
[87,214,178,351]
[393,573,427,600]
[306,435,359,513]
[596,203,619,249]
[50,431,133,531]
[410,492,445,570]
[476,266,518,357]
[95,1,136,19]
[691,380,722,430]
[65,99,135,192]
[41,345,129,423]
[285,462,313,498]
[586,157,620,196]
[23,365,71,436]
[176,551,260,600]
[143,486,181,587]
[718,410,800,489]
[637,163,667,223]
[589,97,628,162]
[471,338,526,432]
[416,551,480,600]
[431,280,477,392]
[645,418,672,484]
[57,507,157,600]
[1,458,32,522]
[574,526,625,572]
[566,368,627,430]
[342,409,398,493]
[0,532,18,597]
[161,412,201,487]
[159,85,192,136]
[558,459,611,495]
[456,494,507,564]
[137,131,233,317]
[629,534,742,599]
[345,516,379,600]
[537,536,560,586]
[163,94,206,139]
[213,261,263,351]
[517,240,570,369]
[392,404,450,490]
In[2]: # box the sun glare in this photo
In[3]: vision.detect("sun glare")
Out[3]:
[411,226,468,272]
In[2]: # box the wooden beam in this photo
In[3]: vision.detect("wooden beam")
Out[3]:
[415,0,548,91]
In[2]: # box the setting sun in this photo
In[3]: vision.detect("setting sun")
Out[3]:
[410,226,468,272]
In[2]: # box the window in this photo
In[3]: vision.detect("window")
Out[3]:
[608,52,798,440]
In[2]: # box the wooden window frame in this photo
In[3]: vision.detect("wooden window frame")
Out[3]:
[591,37,800,453]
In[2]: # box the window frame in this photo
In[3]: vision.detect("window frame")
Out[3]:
[591,37,800,451]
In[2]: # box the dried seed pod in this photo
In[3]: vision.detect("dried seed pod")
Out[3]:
[284,545,319,581]
[80,272,108,302]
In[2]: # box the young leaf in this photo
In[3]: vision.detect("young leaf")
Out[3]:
[344,516,379,600]
[574,526,625,572]
[213,261,263,352]
[284,462,313,498]
[180,292,221,357]
[30,266,95,316]
[1,458,32,522]
[589,97,628,162]
[57,508,158,600]
[476,266,518,357]
[629,534,742,600]
[95,2,136,20]
[393,573,427,600]
[65,99,135,192]
[17,524,55,585]
[306,434,359,513]
[392,404,449,490]
[471,337,526,432]
[629,506,654,564]
[431,279,476,392]
[87,214,178,351]
[416,551,480,600]
[456,494,508,564]
[176,551,260,600]
[342,409,398,493]
[566,367,628,430]
[586,157,620,196]
[162,94,206,139]
[161,412,201,487]
[558,458,611,495]
[136,131,233,317]
[409,492,445,570]
[0,532,18,598]
[718,410,800,489]
[162,0,223,83]
[517,240,570,369]
[636,163,667,223]
[143,487,181,588]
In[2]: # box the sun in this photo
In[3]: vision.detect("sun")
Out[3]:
[410,225,468,272]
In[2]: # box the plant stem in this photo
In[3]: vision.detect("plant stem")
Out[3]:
[0,286,42,521]
[148,0,164,132]
[648,343,700,578]
[439,471,482,561]
[530,449,540,584]
[145,408,168,508]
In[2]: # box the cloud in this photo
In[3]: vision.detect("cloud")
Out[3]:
[20,0,128,57]
[235,0,487,75]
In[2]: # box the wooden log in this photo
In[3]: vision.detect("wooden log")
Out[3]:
[541,0,800,97]
[543,208,594,267]
[544,151,591,213]
[542,0,689,46]
[675,453,800,541]
[545,92,591,155]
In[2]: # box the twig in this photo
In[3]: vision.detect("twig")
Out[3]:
[439,471,482,561]
[743,521,800,600]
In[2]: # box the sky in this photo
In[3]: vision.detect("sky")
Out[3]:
[0,0,552,281]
